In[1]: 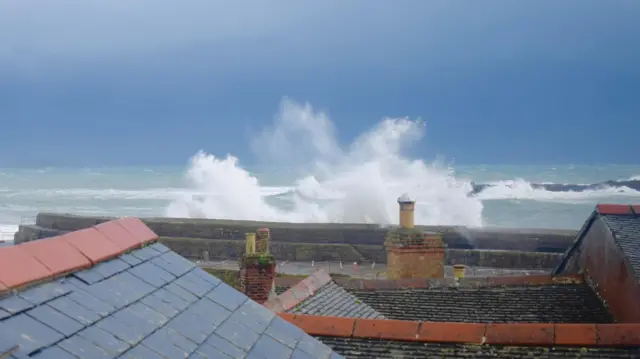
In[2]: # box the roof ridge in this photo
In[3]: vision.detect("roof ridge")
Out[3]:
[0,217,158,292]
[335,274,584,291]
[597,204,635,216]
[264,269,332,312]
[278,313,640,347]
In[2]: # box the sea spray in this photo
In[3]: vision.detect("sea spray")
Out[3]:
[166,98,484,226]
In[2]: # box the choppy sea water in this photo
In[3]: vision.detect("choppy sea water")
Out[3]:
[1,164,639,242]
[1,100,639,241]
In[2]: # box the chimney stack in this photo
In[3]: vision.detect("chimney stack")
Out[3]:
[384,194,445,279]
[240,228,276,304]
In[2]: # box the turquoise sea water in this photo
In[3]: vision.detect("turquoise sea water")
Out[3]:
[1,164,639,241]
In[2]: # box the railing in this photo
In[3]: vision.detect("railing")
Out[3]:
[20,216,36,225]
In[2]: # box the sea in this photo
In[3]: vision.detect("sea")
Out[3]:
[1,101,639,242]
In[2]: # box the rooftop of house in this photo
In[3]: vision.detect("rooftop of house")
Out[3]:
[0,218,343,359]
[263,203,640,357]
[267,271,613,323]
[554,203,640,280]
[2,203,640,359]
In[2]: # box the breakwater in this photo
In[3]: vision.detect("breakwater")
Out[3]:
[14,213,577,269]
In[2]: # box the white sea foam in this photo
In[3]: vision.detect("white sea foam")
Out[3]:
[476,178,640,202]
[166,98,485,226]
[0,224,17,242]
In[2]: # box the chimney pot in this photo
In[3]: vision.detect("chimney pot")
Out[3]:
[453,264,466,279]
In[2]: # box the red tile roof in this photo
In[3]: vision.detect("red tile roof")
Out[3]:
[597,204,634,216]
[278,313,640,347]
[0,217,158,292]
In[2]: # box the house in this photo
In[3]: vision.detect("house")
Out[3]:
[263,202,640,358]
[0,218,344,359]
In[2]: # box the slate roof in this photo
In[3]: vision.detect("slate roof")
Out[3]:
[288,282,384,319]
[317,336,640,358]
[347,283,612,323]
[267,272,613,323]
[265,271,383,319]
[0,218,344,359]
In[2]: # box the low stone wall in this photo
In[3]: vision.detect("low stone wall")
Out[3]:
[13,224,563,269]
[26,212,578,252]
[12,213,571,269]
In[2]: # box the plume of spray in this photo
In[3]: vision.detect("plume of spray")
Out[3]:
[166,98,484,227]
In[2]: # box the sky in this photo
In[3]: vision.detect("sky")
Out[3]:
[0,1,639,167]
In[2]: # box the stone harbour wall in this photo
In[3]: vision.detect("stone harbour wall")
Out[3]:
[25,212,577,251]
[13,212,568,269]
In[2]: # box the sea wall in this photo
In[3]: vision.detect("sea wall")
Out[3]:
[12,213,572,269]
[26,212,577,251]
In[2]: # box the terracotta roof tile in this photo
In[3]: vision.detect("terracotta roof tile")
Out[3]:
[94,220,141,252]
[0,223,343,359]
[0,245,53,288]
[62,227,122,264]
[20,235,92,276]
[281,313,640,349]
[597,204,633,216]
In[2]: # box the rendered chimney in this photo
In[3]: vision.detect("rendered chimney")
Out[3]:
[240,229,276,304]
[385,195,445,279]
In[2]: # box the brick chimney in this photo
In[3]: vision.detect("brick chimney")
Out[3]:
[240,228,276,304]
[385,194,445,279]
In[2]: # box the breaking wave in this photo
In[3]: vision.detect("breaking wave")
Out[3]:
[166,98,484,226]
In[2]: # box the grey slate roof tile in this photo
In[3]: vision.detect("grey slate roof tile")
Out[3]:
[127,260,176,288]
[0,314,64,355]
[72,267,106,284]
[347,284,613,323]
[76,325,131,356]
[249,334,294,358]
[0,294,34,314]
[26,304,85,337]
[119,253,143,266]
[601,214,640,281]
[17,280,70,305]
[288,281,385,319]
[151,251,195,277]
[0,244,343,358]
[215,318,263,352]
[91,257,131,279]
[47,296,102,326]
[206,281,249,311]
[130,245,162,261]
[118,344,165,359]
[30,345,77,358]
[204,333,248,358]
[141,327,198,358]
[57,335,112,358]
[320,336,640,358]
[189,343,234,358]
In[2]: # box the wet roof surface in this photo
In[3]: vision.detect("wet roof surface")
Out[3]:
[318,336,640,359]
[0,243,344,359]
[286,282,384,319]
[346,284,613,323]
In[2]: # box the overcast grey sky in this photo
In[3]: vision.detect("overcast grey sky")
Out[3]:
[1,1,639,166]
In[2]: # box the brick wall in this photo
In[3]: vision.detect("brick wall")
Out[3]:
[387,246,445,279]
[240,262,276,304]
